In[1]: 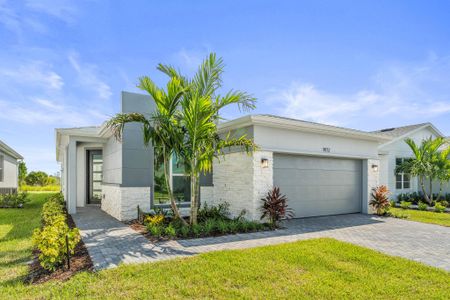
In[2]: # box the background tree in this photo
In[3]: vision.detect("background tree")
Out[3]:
[25,171,49,186]
[107,76,186,223]
[159,53,257,224]
[18,161,27,186]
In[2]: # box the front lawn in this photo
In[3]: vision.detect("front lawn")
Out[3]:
[0,193,56,284]
[2,238,449,299]
[390,207,450,227]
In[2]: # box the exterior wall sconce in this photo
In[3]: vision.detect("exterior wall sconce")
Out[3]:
[371,164,378,172]
[261,158,269,168]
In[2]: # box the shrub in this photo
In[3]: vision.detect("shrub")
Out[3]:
[0,192,29,208]
[228,220,239,234]
[164,224,177,238]
[370,185,390,215]
[203,219,216,236]
[42,200,65,225]
[198,202,230,222]
[438,200,449,208]
[147,224,163,237]
[192,224,203,237]
[145,214,165,226]
[400,201,412,209]
[418,202,428,211]
[32,194,80,271]
[260,187,294,227]
[179,225,190,238]
[389,200,396,208]
[216,220,229,234]
[434,202,446,213]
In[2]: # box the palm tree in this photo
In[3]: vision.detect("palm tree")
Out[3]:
[159,53,257,224]
[106,76,187,223]
[435,145,450,200]
[396,137,446,204]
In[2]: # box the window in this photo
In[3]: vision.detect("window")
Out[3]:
[153,150,190,206]
[0,154,3,182]
[395,158,411,189]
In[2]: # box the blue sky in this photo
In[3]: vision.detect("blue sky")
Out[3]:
[1,0,450,173]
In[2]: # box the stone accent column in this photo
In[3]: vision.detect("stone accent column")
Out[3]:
[212,151,273,220]
[362,159,380,214]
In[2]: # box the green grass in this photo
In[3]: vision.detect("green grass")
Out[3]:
[390,207,450,227]
[1,193,448,299]
[2,239,449,299]
[0,193,56,284]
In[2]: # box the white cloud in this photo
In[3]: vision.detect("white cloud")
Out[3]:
[33,98,63,110]
[25,0,78,24]
[68,52,112,100]
[268,55,450,126]
[0,61,64,91]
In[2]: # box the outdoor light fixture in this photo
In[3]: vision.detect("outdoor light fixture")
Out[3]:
[261,158,269,168]
[372,164,379,172]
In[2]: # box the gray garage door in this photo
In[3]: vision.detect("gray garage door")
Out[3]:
[273,154,362,218]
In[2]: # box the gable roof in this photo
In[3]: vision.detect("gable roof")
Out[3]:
[371,123,430,138]
[0,139,23,160]
[373,122,446,149]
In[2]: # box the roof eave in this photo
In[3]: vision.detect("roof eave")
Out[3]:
[219,115,391,143]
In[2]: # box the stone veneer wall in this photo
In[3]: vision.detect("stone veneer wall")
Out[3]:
[101,184,151,220]
[363,159,380,214]
[211,151,273,220]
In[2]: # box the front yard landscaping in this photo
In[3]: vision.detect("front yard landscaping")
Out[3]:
[2,238,449,299]
[2,193,449,299]
[390,207,450,227]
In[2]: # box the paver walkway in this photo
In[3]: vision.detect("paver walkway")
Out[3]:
[72,206,450,271]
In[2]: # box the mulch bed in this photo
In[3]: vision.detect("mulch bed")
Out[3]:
[24,214,94,284]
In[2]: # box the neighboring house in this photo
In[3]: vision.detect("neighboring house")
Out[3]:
[374,123,450,196]
[56,91,449,221]
[0,139,23,194]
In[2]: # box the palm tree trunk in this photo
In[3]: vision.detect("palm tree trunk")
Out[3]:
[429,178,434,203]
[162,149,187,225]
[419,176,432,205]
[189,169,200,225]
[437,181,443,202]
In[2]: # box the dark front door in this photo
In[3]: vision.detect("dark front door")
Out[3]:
[87,150,103,204]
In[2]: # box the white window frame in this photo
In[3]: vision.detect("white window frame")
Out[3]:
[153,151,190,207]
[395,157,411,190]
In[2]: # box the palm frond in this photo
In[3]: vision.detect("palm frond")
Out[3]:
[106,113,150,142]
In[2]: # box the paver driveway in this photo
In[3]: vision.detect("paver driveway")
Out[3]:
[72,206,450,271]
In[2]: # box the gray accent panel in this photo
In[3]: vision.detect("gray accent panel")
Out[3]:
[274,154,362,218]
[121,91,156,187]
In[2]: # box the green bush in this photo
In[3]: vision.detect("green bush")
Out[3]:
[192,224,203,237]
[203,219,216,236]
[434,203,446,213]
[164,224,177,238]
[400,201,412,209]
[0,192,28,208]
[179,225,190,238]
[389,200,396,208]
[32,194,80,271]
[216,220,229,234]
[418,202,428,211]
[198,202,230,222]
[147,224,163,237]
[438,200,449,208]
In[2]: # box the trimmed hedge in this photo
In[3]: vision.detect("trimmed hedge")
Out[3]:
[32,193,80,271]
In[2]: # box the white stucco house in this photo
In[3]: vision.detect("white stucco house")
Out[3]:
[56,91,449,221]
[0,139,23,194]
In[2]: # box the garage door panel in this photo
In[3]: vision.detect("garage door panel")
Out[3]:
[279,169,362,186]
[274,154,362,218]
[275,154,361,171]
